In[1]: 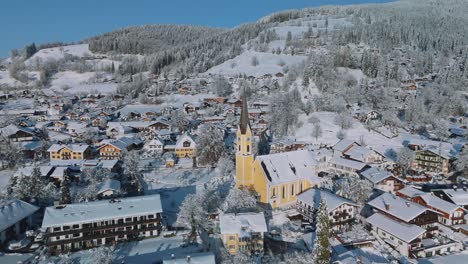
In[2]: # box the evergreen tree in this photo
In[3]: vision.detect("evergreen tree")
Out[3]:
[60,175,72,204]
[312,199,330,264]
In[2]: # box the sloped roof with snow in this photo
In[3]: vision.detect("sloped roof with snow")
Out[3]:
[417,194,462,214]
[366,213,425,243]
[163,252,216,264]
[330,156,367,171]
[255,150,322,185]
[47,143,90,153]
[297,188,358,213]
[175,133,196,149]
[360,167,394,184]
[0,199,39,232]
[397,186,426,198]
[42,194,162,228]
[219,212,267,236]
[368,193,431,222]
[97,179,121,194]
[344,146,381,162]
[440,189,468,206]
[334,139,358,153]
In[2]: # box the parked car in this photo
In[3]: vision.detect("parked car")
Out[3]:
[8,238,31,250]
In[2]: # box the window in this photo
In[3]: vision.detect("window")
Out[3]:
[229,236,235,240]
[238,145,241,151]
[247,145,250,153]
[183,141,191,147]
[282,186,286,199]
[53,227,61,232]
[291,185,295,196]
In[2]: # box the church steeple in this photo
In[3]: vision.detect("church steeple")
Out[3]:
[239,94,250,134]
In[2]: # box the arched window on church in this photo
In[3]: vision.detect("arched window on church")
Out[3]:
[291,184,295,196]
[238,145,241,152]
[247,145,250,153]
[282,186,286,199]
[300,182,303,193]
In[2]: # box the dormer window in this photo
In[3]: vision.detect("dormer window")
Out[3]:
[183,141,191,148]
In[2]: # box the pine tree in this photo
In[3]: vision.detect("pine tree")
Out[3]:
[312,199,330,264]
[60,175,72,204]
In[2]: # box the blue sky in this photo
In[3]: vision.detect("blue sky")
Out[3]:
[0,0,392,57]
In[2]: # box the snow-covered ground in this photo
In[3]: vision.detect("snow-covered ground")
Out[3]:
[25,44,93,65]
[205,50,306,77]
[1,98,34,110]
[419,251,468,264]
[0,70,22,86]
[64,82,117,95]
[294,111,426,156]
[49,71,96,91]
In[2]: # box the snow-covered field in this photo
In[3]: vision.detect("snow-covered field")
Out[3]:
[25,44,93,65]
[205,51,306,77]
[294,112,422,156]
[64,83,117,95]
[49,71,96,91]
[0,70,22,86]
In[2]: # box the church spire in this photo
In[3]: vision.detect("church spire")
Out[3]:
[239,93,250,134]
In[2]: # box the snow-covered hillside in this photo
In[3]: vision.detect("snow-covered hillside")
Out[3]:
[205,51,306,77]
[25,44,93,65]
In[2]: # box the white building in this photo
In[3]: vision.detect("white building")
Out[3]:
[0,199,39,246]
[360,167,404,194]
[143,137,164,157]
[42,194,163,254]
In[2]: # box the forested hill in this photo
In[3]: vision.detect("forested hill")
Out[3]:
[87,25,227,55]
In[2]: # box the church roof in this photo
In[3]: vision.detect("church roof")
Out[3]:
[239,94,250,134]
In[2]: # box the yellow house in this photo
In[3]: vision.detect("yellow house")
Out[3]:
[235,97,322,208]
[175,133,196,158]
[219,212,267,255]
[47,144,92,160]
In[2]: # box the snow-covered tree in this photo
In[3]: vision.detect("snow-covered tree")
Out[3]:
[455,150,468,179]
[312,123,323,141]
[333,113,353,130]
[335,177,373,205]
[251,56,259,67]
[396,147,414,176]
[312,199,330,264]
[284,251,311,264]
[124,151,144,193]
[196,124,226,166]
[170,109,190,132]
[60,175,72,204]
[176,193,207,243]
[211,76,233,97]
[222,187,257,213]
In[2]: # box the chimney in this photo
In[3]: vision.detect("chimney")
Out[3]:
[186,256,191,262]
[385,202,390,211]
[406,202,411,207]
[171,254,175,259]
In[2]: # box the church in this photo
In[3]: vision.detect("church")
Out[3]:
[235,97,323,208]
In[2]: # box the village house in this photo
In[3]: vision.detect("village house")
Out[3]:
[98,137,143,160]
[366,213,426,258]
[0,199,39,247]
[296,188,359,232]
[219,212,267,255]
[47,144,92,161]
[432,187,468,210]
[328,156,367,177]
[368,193,440,236]
[0,124,37,142]
[406,140,456,175]
[360,167,404,194]
[41,194,163,254]
[270,137,306,154]
[174,133,196,158]
[96,179,121,198]
[142,137,165,157]
[410,194,465,226]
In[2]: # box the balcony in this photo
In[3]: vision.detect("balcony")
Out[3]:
[48,218,161,237]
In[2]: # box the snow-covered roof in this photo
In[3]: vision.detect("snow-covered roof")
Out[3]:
[397,186,426,198]
[97,179,121,194]
[47,143,90,153]
[0,124,35,137]
[366,213,425,243]
[175,133,196,149]
[219,212,267,237]
[99,137,142,150]
[117,104,164,117]
[417,194,462,214]
[163,252,216,264]
[0,199,39,232]
[360,167,394,184]
[255,150,322,185]
[14,166,55,177]
[440,189,468,206]
[367,193,432,222]
[42,194,162,228]
[405,138,459,159]
[334,139,358,153]
[330,156,367,171]
[344,146,381,162]
[297,188,358,213]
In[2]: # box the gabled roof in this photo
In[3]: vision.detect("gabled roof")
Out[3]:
[175,133,196,149]
[397,186,426,198]
[360,167,395,184]
[440,189,468,206]
[219,212,267,236]
[416,194,462,214]
[366,213,425,243]
[297,188,358,213]
[334,139,358,153]
[330,156,367,171]
[255,150,322,185]
[47,144,90,153]
[0,199,39,232]
[97,179,121,194]
[368,193,432,222]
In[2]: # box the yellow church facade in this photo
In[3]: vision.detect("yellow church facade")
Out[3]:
[235,97,321,209]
